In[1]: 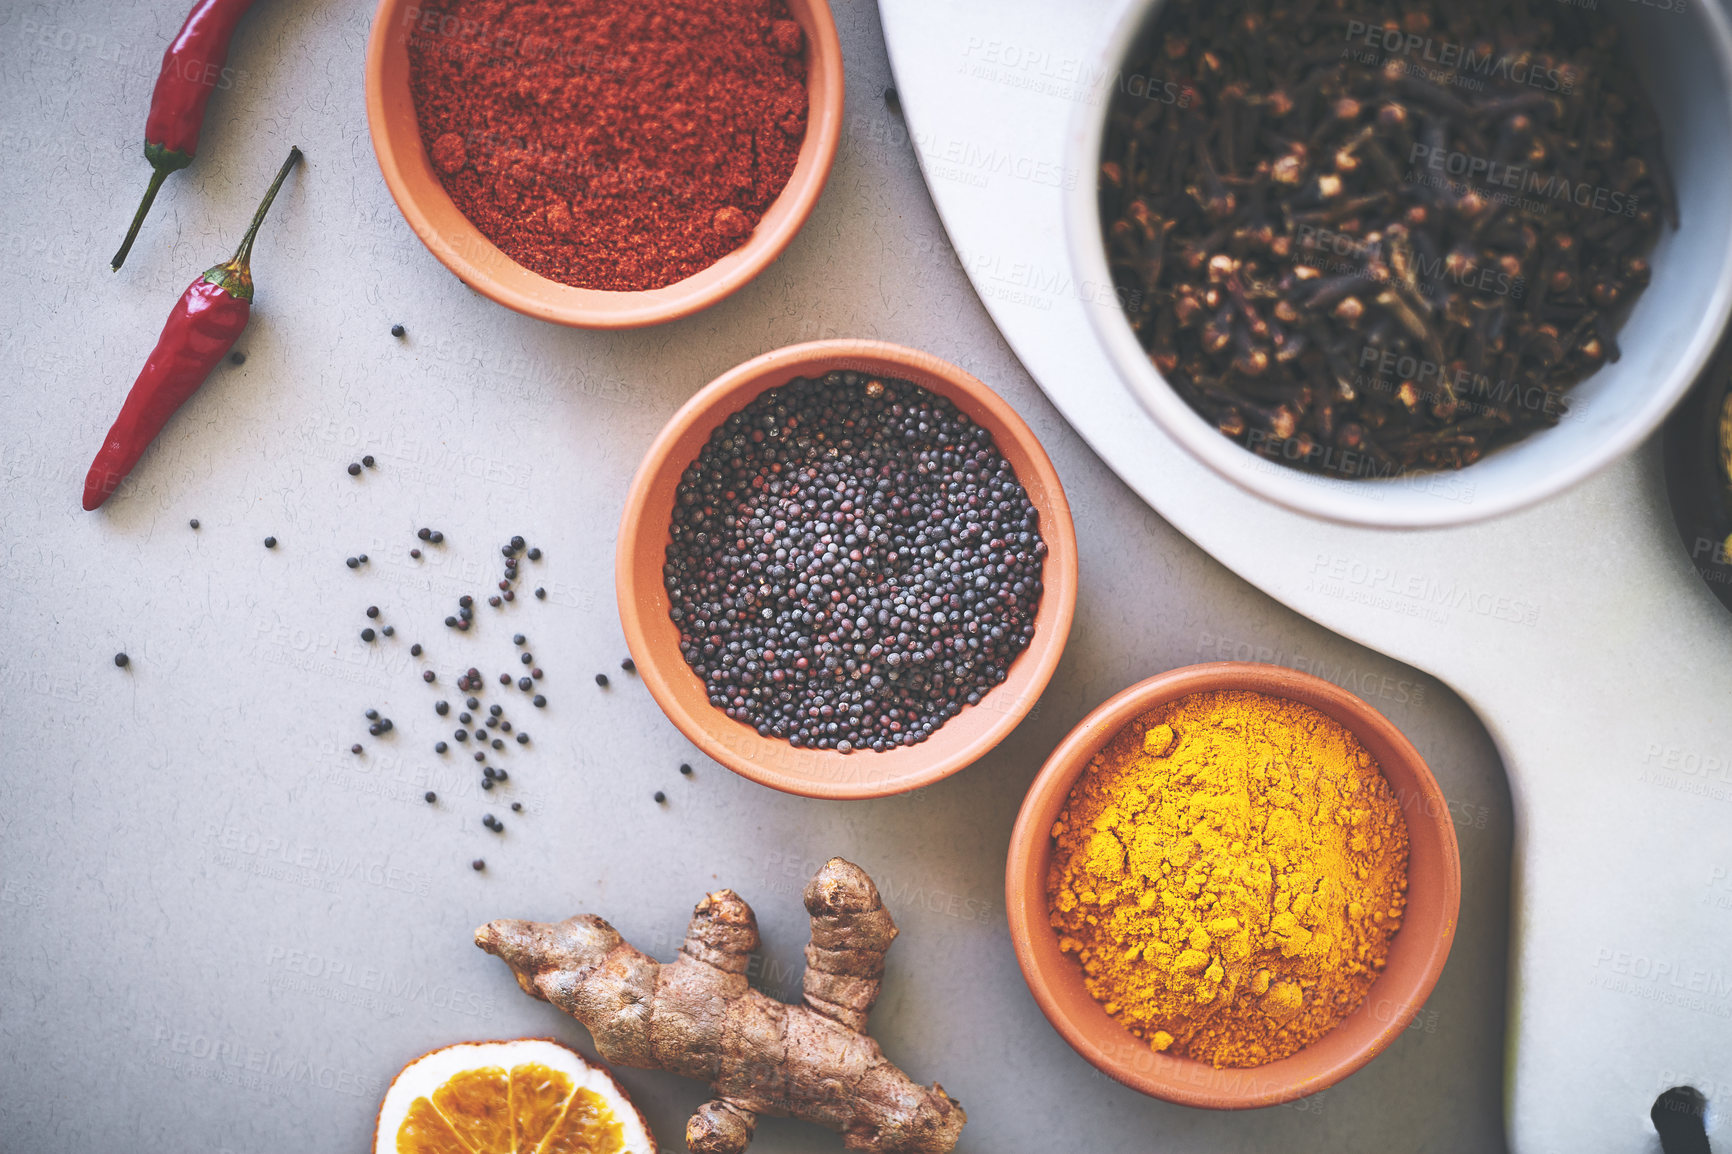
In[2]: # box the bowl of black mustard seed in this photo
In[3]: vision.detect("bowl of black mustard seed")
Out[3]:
[618,339,1078,798]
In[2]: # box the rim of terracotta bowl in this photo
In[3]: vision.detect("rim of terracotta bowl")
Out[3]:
[364,0,844,330]
[617,339,1078,799]
[1006,662,1462,1108]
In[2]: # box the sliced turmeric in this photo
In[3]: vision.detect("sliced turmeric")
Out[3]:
[1047,689,1409,1068]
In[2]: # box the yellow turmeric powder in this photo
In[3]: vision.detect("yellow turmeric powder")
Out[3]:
[1047,689,1408,1068]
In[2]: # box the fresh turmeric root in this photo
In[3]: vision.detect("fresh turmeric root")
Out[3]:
[475,857,966,1154]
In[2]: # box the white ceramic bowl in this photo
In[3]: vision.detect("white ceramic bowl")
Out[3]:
[1068,1,1732,528]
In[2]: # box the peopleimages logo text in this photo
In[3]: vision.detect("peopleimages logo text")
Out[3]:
[1409,144,1640,217]
[1343,22,1576,92]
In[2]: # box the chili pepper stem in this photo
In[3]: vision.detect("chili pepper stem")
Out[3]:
[204,146,302,302]
[112,164,174,272]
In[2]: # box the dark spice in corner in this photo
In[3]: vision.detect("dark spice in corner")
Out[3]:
[1100,0,1672,478]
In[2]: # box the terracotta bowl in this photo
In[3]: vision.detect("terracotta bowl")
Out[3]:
[1006,662,1462,1107]
[617,340,1078,799]
[364,0,844,329]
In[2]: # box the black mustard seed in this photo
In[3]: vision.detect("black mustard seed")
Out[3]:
[661,371,1046,752]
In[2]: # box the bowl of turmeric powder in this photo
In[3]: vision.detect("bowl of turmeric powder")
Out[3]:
[1006,662,1461,1107]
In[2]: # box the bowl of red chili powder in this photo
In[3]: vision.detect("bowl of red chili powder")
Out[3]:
[365,0,843,328]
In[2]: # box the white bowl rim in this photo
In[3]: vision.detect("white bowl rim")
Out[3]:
[1066,0,1732,529]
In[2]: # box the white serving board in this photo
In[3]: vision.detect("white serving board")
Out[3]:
[878,1,1732,1149]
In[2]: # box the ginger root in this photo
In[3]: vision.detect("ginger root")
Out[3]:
[475,857,966,1154]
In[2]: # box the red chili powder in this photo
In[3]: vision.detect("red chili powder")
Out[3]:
[407,0,809,292]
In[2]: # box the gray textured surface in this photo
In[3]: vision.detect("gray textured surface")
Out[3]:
[877,0,1732,1150]
[1,1,1509,1151]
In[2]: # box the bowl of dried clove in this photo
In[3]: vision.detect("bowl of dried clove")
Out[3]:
[1071,0,1732,527]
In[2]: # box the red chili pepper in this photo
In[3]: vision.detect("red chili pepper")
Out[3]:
[111,0,259,271]
[85,147,301,512]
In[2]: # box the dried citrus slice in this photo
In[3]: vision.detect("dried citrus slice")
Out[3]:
[375,1039,654,1154]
